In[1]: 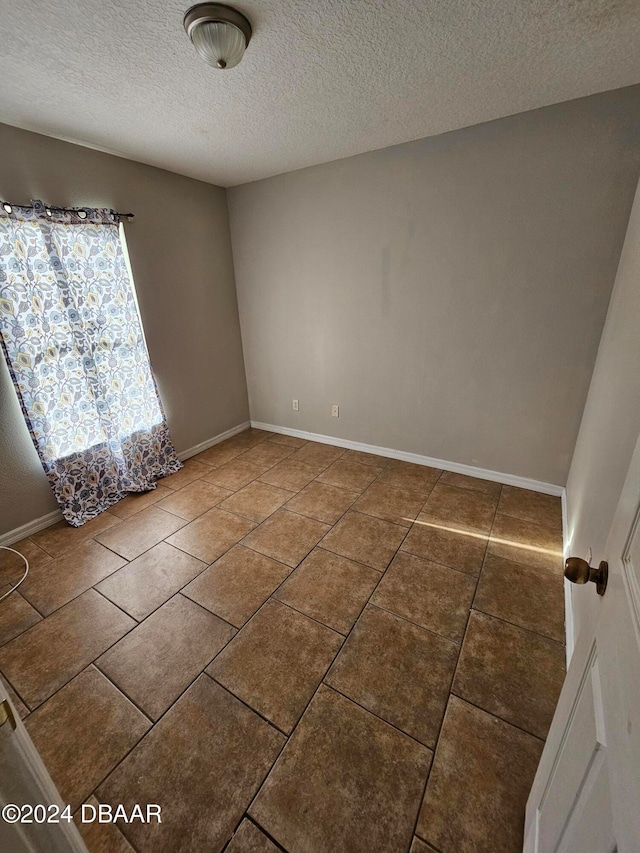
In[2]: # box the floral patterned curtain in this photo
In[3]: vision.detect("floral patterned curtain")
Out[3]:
[0,200,181,526]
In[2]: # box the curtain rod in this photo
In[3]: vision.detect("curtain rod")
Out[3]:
[1,201,134,221]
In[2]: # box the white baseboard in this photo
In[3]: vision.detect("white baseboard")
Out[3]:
[251,421,565,497]
[0,421,251,547]
[177,420,251,462]
[0,509,64,547]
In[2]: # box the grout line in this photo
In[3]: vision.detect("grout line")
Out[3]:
[468,604,566,647]
[475,546,565,576]
[404,483,502,850]
[17,557,133,622]
[446,487,502,698]
[89,662,154,724]
[413,827,445,852]
[322,681,435,751]
[364,601,462,647]
[175,591,239,633]
[204,672,290,738]
[2,588,47,627]
[270,596,348,637]
[399,534,490,578]
[231,513,414,831]
[361,512,436,853]
[94,555,211,623]
[92,586,141,623]
[448,691,546,744]
[242,815,288,851]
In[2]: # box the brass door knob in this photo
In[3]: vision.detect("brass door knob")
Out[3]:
[564,557,608,596]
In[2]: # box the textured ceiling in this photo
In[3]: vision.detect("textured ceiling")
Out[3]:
[1,1,640,186]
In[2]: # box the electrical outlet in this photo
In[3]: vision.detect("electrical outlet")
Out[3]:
[331,405,339,418]
[292,399,299,411]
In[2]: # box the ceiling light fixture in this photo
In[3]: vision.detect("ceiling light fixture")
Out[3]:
[183,3,252,70]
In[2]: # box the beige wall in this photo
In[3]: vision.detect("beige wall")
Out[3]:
[565,177,640,643]
[0,123,249,536]
[228,86,640,487]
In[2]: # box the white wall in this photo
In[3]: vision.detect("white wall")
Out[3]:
[0,123,249,536]
[564,177,640,644]
[228,86,640,487]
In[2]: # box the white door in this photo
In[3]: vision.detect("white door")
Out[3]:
[0,681,87,852]
[525,433,640,852]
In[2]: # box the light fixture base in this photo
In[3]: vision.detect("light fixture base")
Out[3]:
[183,3,252,47]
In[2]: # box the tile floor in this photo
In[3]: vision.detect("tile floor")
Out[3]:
[0,428,567,853]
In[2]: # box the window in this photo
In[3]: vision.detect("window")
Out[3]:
[0,200,181,525]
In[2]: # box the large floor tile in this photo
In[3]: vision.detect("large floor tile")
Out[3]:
[0,590,135,709]
[250,685,431,853]
[182,545,291,628]
[97,594,235,720]
[232,428,271,447]
[488,513,564,572]
[1,538,52,573]
[316,458,381,493]
[419,483,498,534]
[159,459,212,490]
[25,666,150,810]
[401,520,488,575]
[287,441,346,468]
[237,441,294,468]
[258,459,322,491]
[201,458,267,491]
[226,819,280,852]
[474,553,565,642]
[166,507,256,563]
[193,440,246,467]
[31,512,119,558]
[156,479,233,520]
[274,548,379,634]
[377,460,441,496]
[96,542,207,621]
[108,484,175,519]
[284,481,358,525]
[241,510,329,568]
[95,506,187,561]
[97,676,284,853]
[452,610,565,738]
[320,511,407,571]
[220,481,295,523]
[326,605,458,746]
[77,795,136,853]
[371,551,475,642]
[438,471,502,497]
[353,482,426,527]
[265,433,307,448]
[208,599,342,733]
[417,696,543,853]
[497,485,562,530]
[341,448,390,468]
[20,539,126,615]
[0,592,41,647]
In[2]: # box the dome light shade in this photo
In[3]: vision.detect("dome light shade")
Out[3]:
[184,4,252,70]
